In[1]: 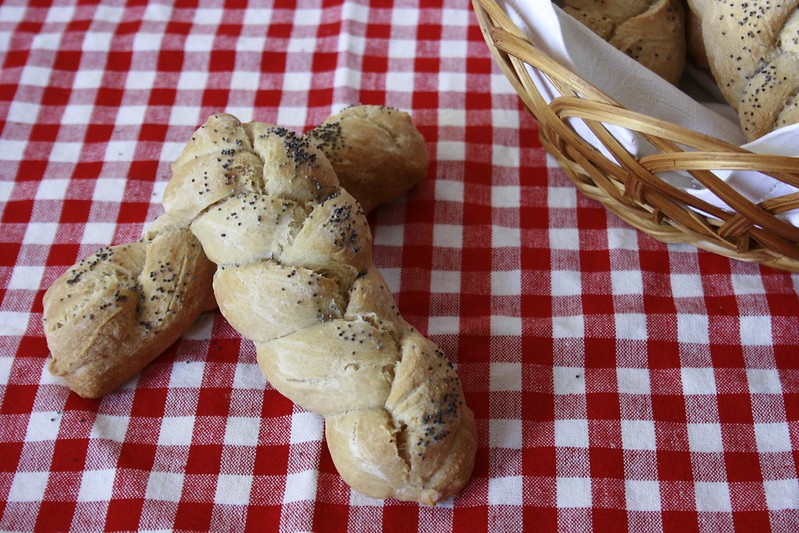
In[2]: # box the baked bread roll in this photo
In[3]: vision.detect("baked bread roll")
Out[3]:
[562,0,687,84]
[687,0,799,140]
[43,105,428,399]
[178,113,476,505]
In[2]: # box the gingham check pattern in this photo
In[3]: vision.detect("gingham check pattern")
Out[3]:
[1,1,798,531]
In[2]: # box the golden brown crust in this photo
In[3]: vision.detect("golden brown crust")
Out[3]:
[563,0,686,85]
[308,105,429,213]
[43,226,217,398]
[689,0,799,140]
[182,113,474,505]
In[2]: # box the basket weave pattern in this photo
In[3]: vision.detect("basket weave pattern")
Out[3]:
[473,0,799,271]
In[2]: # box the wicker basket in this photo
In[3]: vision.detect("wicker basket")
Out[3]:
[472,0,799,272]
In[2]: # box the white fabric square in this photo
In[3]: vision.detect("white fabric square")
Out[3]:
[20,66,51,87]
[764,479,799,510]
[739,316,772,345]
[0,6,25,22]
[427,316,460,335]
[193,7,223,24]
[493,225,520,247]
[25,411,61,442]
[334,66,361,88]
[215,474,253,505]
[440,39,468,58]
[0,180,14,202]
[621,420,657,450]
[615,313,647,340]
[491,108,520,130]
[625,480,661,511]
[169,360,205,388]
[553,366,586,395]
[157,417,195,446]
[677,314,709,344]
[554,419,589,448]
[0,312,29,336]
[49,142,83,162]
[433,224,462,248]
[132,32,163,51]
[380,268,401,294]
[289,411,323,444]
[681,367,716,395]
[492,145,520,168]
[61,104,95,125]
[490,362,522,392]
[607,227,640,250]
[232,363,265,390]
[730,274,765,294]
[611,270,643,295]
[91,414,129,442]
[388,38,416,58]
[694,482,732,512]
[73,69,103,89]
[391,7,419,26]
[7,100,39,124]
[373,224,404,247]
[385,71,414,93]
[77,469,116,502]
[276,107,306,128]
[177,70,209,90]
[616,368,651,394]
[491,185,520,208]
[35,178,68,200]
[430,270,460,293]
[224,416,261,447]
[746,369,783,394]
[82,32,112,51]
[23,223,58,245]
[45,5,75,22]
[125,70,156,90]
[150,180,168,205]
[8,266,45,290]
[491,315,522,336]
[670,274,704,298]
[552,315,584,339]
[754,423,792,453]
[550,270,583,296]
[439,71,466,93]
[94,5,124,22]
[341,2,368,22]
[490,419,522,449]
[230,70,260,91]
[435,179,464,202]
[549,228,581,250]
[687,423,724,452]
[236,35,266,52]
[436,141,465,161]
[491,270,521,296]
[557,477,592,508]
[283,470,318,504]
[104,141,136,162]
[293,7,321,26]
[488,476,523,506]
[81,223,116,245]
[145,471,185,503]
[143,2,172,21]
[438,108,465,127]
[7,471,49,502]
[548,187,577,209]
[348,489,385,507]
[286,36,316,53]
[0,356,12,385]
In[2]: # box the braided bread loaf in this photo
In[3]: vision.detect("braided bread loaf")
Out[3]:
[687,0,799,140]
[174,113,476,505]
[561,0,687,84]
[43,105,428,399]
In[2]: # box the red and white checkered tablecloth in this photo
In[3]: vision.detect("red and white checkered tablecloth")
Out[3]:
[1,0,798,531]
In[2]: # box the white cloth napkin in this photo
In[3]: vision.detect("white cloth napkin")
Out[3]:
[499,0,799,224]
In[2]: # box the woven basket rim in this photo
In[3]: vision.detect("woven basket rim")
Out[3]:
[472,0,799,272]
